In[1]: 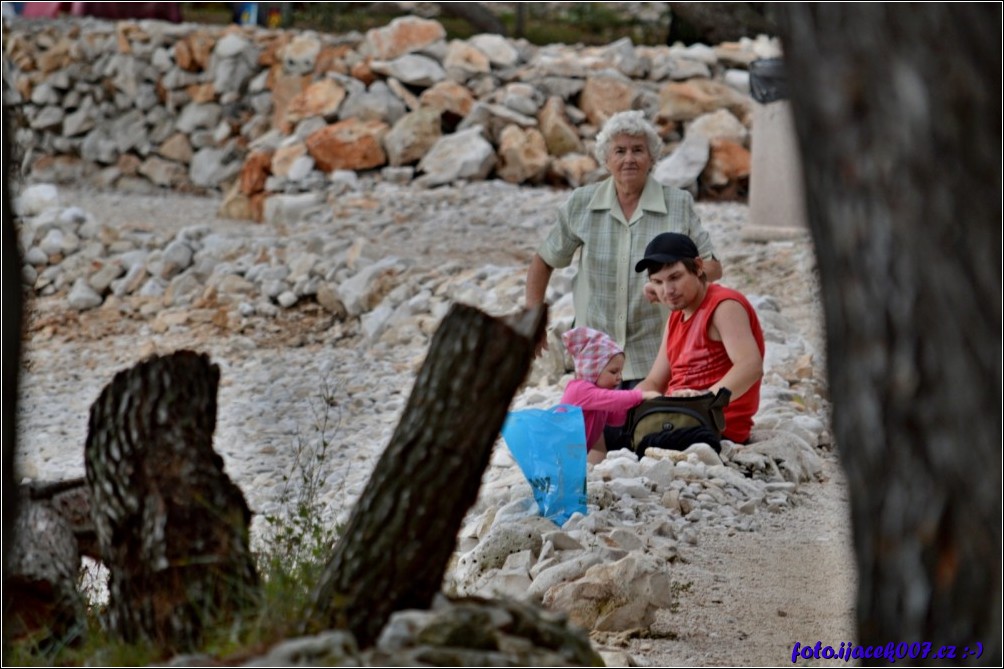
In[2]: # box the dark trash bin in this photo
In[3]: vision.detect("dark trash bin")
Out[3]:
[749,58,788,104]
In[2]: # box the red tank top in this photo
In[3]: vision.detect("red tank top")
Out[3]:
[665,284,765,443]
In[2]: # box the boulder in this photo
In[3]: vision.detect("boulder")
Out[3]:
[579,75,637,127]
[496,125,549,184]
[364,16,446,60]
[305,119,389,172]
[383,108,443,167]
[416,127,496,187]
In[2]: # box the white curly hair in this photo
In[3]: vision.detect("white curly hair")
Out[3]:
[594,110,662,166]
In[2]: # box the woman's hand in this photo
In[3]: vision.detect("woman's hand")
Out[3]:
[641,390,661,400]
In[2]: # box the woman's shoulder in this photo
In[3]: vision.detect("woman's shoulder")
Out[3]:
[564,178,609,205]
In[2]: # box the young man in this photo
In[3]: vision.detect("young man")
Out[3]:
[635,233,765,446]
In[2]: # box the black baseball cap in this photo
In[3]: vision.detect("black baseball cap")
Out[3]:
[634,232,699,273]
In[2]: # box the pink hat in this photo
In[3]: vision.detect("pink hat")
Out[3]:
[562,327,624,384]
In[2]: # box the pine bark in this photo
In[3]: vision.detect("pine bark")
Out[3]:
[307,303,546,648]
[84,350,258,652]
[777,4,1001,662]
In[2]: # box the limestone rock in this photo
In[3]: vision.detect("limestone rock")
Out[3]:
[496,125,549,184]
[416,127,496,187]
[365,16,446,61]
[469,33,520,67]
[305,119,389,172]
[284,78,347,126]
[444,40,491,76]
[653,133,710,192]
[538,97,584,157]
[579,75,637,127]
[657,77,753,124]
[687,108,750,146]
[281,33,322,75]
[542,552,674,631]
[370,54,446,88]
[384,108,443,167]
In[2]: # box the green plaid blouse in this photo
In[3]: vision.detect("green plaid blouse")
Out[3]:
[538,175,717,380]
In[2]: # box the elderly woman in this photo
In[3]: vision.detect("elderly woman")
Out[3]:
[525,110,723,386]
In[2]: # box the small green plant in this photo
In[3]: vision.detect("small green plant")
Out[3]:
[253,375,344,619]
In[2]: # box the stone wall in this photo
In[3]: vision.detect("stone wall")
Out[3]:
[4,14,781,221]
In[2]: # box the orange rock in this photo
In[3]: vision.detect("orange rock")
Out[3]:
[579,76,636,128]
[305,119,389,172]
[350,59,376,86]
[186,82,216,104]
[704,139,750,185]
[174,32,215,73]
[37,40,75,74]
[258,33,291,68]
[316,44,351,76]
[444,40,490,74]
[240,150,273,195]
[419,80,475,118]
[701,139,750,200]
[364,16,446,60]
[284,79,346,126]
[249,192,268,223]
[268,69,311,132]
[115,23,132,54]
[549,153,600,188]
[657,78,752,125]
[497,125,550,184]
[117,154,142,176]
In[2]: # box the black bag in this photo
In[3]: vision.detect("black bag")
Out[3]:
[625,388,731,453]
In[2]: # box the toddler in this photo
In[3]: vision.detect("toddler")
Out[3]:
[560,327,659,464]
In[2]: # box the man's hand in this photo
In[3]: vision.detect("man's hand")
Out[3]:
[643,281,659,304]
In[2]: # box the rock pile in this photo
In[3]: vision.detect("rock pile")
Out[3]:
[5,14,779,221]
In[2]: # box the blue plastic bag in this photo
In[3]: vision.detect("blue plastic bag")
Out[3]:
[500,404,588,526]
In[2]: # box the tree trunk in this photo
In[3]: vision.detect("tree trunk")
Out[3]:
[777,4,1001,662]
[23,477,98,558]
[84,350,259,653]
[6,500,84,647]
[3,98,24,663]
[437,2,507,36]
[306,303,546,648]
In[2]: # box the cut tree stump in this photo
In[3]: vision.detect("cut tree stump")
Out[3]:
[6,498,85,647]
[5,478,93,646]
[306,303,546,648]
[84,350,258,652]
